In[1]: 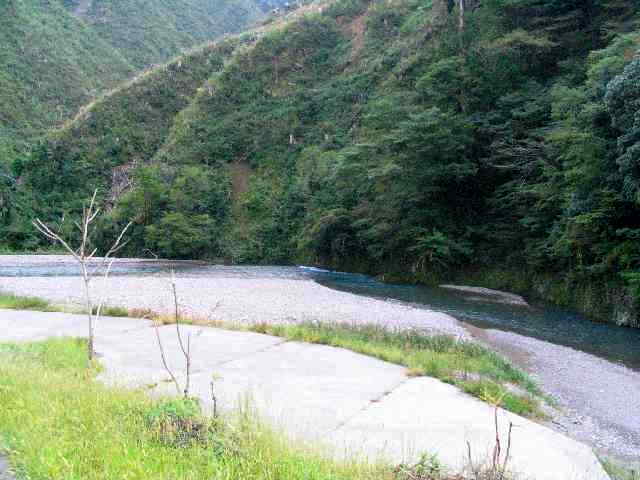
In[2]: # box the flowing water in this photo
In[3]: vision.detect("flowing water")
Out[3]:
[311,269,640,372]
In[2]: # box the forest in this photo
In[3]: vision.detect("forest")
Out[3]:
[1,0,639,325]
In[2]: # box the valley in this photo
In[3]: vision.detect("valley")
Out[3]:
[0,1,639,477]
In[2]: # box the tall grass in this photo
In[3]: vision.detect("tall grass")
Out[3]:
[0,293,58,312]
[0,338,390,480]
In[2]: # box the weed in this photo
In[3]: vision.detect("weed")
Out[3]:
[97,305,130,317]
[0,338,388,480]
[395,453,447,479]
[144,397,214,447]
[0,293,58,312]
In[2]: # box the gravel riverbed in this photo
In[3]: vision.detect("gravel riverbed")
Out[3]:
[0,257,467,339]
[468,326,640,463]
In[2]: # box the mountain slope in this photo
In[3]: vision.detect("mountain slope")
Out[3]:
[0,0,134,147]
[0,0,272,169]
[72,0,266,69]
[8,0,640,326]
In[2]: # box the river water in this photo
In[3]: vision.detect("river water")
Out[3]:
[2,259,639,461]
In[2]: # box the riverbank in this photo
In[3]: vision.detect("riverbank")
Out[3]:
[1,255,638,468]
[466,324,640,463]
[0,274,467,339]
[371,264,639,329]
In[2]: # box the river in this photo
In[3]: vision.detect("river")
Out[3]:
[1,258,639,463]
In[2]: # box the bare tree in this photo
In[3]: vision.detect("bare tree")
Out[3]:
[154,271,201,398]
[33,189,132,361]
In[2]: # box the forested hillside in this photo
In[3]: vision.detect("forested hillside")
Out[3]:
[62,0,267,69]
[4,0,640,326]
[0,0,271,175]
[0,0,134,156]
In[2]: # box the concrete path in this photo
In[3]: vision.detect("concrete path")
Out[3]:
[0,310,609,480]
[0,456,14,480]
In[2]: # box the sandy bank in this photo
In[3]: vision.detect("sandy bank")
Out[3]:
[440,284,530,307]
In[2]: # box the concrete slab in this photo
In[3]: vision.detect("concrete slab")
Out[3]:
[180,341,407,441]
[328,377,609,480]
[96,324,284,387]
[0,309,150,342]
[0,310,610,480]
[0,456,14,480]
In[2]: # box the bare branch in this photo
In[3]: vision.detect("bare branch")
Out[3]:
[32,219,79,261]
[153,321,181,396]
[210,381,218,418]
[171,272,189,362]
[500,422,514,480]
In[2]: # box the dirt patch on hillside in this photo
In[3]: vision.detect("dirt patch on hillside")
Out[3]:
[230,159,251,202]
[337,12,369,63]
[347,13,368,60]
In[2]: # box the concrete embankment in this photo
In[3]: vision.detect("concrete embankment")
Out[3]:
[0,309,610,480]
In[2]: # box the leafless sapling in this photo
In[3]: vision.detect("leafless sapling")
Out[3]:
[33,189,132,361]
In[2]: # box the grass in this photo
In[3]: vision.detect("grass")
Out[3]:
[0,291,132,318]
[0,338,392,480]
[246,322,546,418]
[602,459,640,480]
[97,305,131,317]
[0,293,59,312]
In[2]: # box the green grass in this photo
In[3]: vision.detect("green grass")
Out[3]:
[0,338,391,480]
[97,305,131,317]
[602,459,640,480]
[0,293,59,312]
[0,291,133,318]
[248,322,545,418]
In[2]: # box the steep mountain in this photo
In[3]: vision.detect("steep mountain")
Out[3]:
[63,0,266,69]
[0,0,271,171]
[5,0,640,326]
[0,0,134,152]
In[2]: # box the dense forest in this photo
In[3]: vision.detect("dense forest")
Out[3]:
[2,0,639,326]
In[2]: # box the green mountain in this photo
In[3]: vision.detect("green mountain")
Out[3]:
[0,0,134,151]
[5,0,640,326]
[63,0,266,69]
[0,0,269,168]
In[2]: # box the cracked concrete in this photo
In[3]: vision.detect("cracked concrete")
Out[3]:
[0,309,609,480]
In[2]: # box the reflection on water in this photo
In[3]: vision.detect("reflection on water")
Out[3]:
[2,260,639,371]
